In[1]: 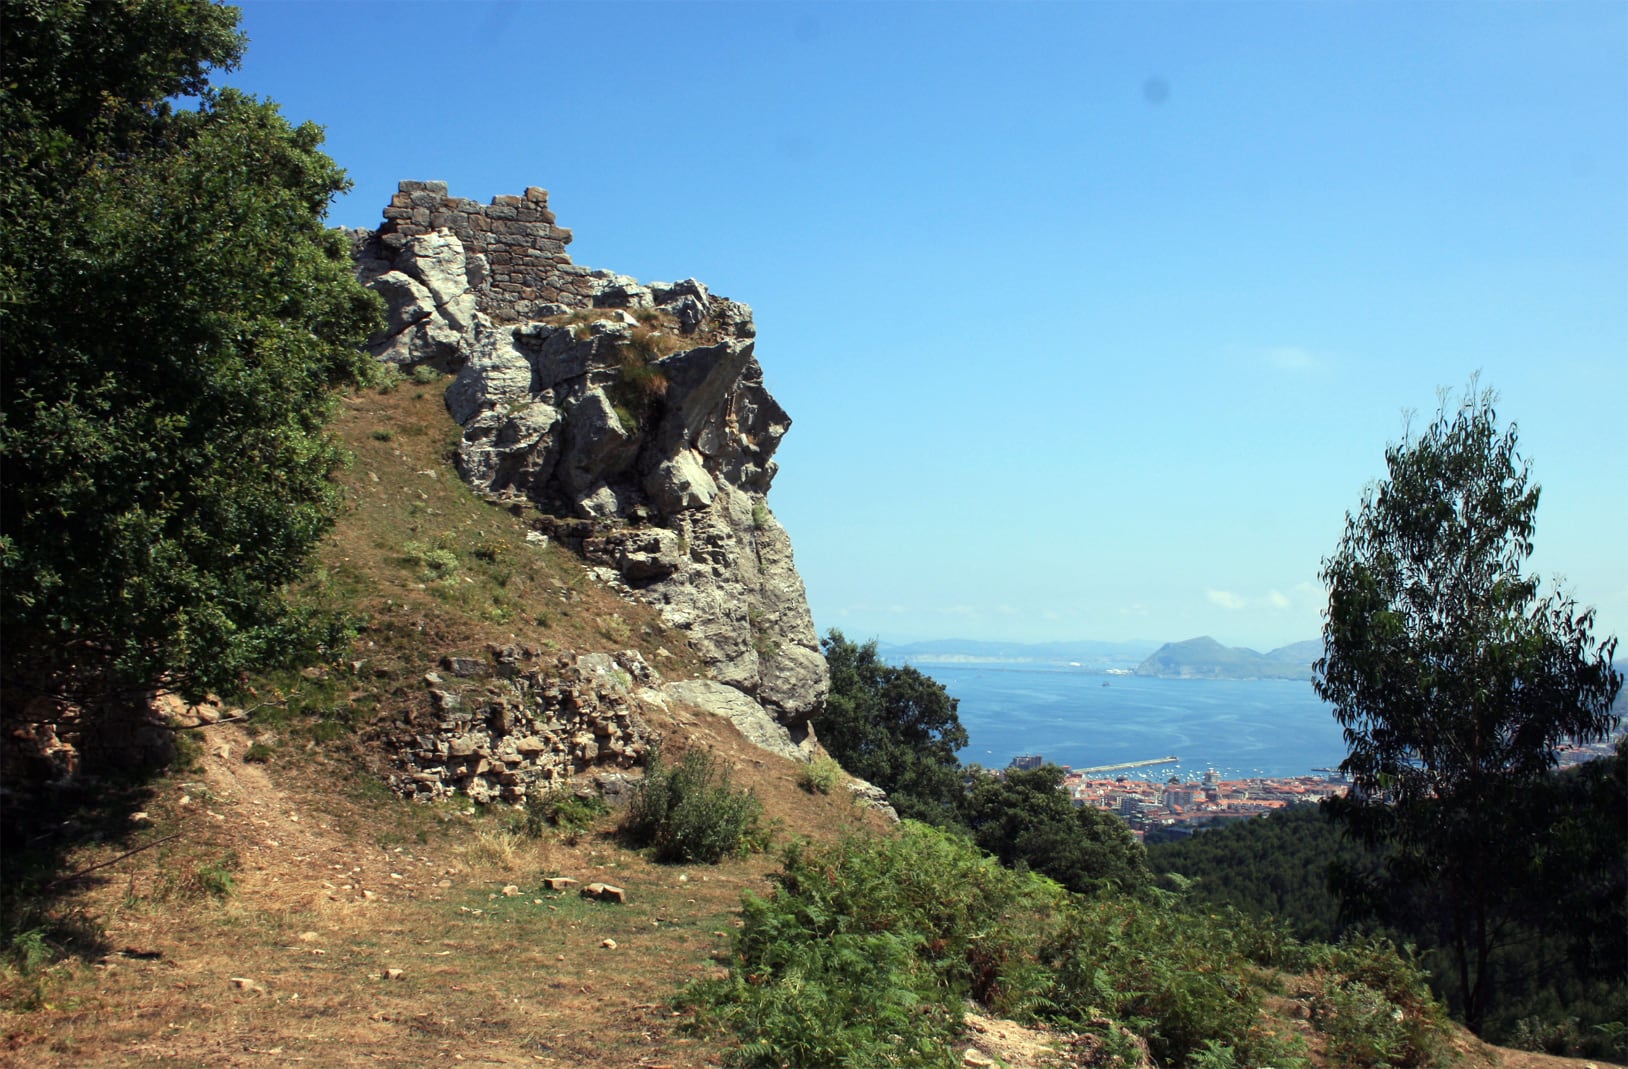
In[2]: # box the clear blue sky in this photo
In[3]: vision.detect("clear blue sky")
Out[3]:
[228,0,1626,653]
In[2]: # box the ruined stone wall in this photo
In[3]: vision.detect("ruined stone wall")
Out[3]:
[375,180,599,322]
[380,646,659,805]
[356,181,831,786]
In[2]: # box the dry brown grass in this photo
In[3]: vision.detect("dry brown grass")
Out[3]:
[0,379,881,1066]
[0,700,886,1068]
[317,379,707,682]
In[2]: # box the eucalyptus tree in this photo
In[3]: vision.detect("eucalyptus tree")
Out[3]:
[1314,383,1621,1030]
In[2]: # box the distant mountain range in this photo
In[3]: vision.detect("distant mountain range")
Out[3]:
[1133,636,1322,680]
[878,638,1161,671]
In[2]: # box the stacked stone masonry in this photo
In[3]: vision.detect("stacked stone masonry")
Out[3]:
[382,646,659,806]
[377,180,590,323]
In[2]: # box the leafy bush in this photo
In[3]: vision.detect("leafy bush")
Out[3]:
[798,755,842,795]
[1048,896,1304,1069]
[682,823,1062,1067]
[689,926,957,1069]
[818,631,968,828]
[621,747,765,863]
[524,791,608,845]
[685,822,1335,1069]
[1306,938,1451,1069]
[963,764,1150,896]
[401,540,459,580]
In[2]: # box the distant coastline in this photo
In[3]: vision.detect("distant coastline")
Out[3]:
[880,635,1323,681]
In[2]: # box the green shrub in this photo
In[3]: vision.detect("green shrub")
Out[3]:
[402,540,460,580]
[689,926,958,1068]
[621,747,765,863]
[409,363,443,384]
[682,823,1058,1067]
[1048,896,1302,1068]
[799,755,842,795]
[524,791,608,845]
[1307,937,1451,1068]
[372,363,404,394]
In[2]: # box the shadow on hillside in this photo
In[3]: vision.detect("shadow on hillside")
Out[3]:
[0,754,166,968]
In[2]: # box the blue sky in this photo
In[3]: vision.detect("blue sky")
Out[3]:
[228,1,1626,652]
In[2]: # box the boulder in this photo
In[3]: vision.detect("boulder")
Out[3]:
[661,680,811,762]
[644,449,717,513]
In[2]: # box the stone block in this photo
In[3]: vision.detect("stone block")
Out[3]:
[493,194,522,207]
[580,882,626,904]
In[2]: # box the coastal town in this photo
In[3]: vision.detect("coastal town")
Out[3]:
[1051,762,1349,842]
[1011,730,1626,843]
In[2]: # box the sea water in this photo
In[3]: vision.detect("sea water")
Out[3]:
[921,665,1348,781]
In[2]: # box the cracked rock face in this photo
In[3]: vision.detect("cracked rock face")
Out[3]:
[353,183,829,738]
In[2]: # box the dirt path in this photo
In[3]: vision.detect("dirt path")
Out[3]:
[3,726,1618,1069]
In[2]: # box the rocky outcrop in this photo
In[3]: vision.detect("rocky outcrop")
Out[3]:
[353,182,828,760]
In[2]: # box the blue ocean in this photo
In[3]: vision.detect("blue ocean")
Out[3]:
[919,665,1348,781]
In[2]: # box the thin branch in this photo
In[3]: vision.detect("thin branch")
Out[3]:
[45,831,185,889]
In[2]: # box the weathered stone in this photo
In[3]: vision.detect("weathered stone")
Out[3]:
[848,779,901,823]
[581,882,626,904]
[357,183,830,770]
[369,271,437,337]
[661,680,810,762]
[443,656,486,678]
[644,449,717,514]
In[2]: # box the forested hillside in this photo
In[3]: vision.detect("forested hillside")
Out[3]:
[1150,747,1628,1061]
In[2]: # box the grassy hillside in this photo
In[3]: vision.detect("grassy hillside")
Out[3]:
[1,379,1611,1069]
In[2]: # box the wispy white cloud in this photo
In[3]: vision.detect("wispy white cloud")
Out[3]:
[934,604,979,618]
[1209,587,1305,612]
[1226,343,1334,375]
[1265,345,1324,372]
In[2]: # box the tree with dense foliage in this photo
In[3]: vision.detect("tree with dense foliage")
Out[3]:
[1314,384,1622,1031]
[961,764,1150,896]
[1148,804,1363,942]
[817,630,969,825]
[0,0,380,767]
